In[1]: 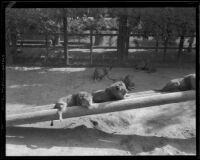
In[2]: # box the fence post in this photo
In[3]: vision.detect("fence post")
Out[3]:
[10,29,17,64]
[125,28,130,60]
[63,9,69,66]
[45,32,49,65]
[187,34,195,53]
[90,29,93,65]
[155,34,159,53]
[163,37,168,63]
[20,33,23,49]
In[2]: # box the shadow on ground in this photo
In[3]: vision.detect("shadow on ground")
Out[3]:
[6,125,196,155]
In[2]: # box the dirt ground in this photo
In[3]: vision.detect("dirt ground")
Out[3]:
[6,65,196,156]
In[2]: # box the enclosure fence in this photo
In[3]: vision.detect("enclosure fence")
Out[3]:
[14,30,196,66]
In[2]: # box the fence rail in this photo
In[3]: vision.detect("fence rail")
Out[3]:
[14,31,196,65]
[16,43,196,50]
[18,32,196,37]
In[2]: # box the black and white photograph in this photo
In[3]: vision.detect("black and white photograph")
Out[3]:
[3,1,197,156]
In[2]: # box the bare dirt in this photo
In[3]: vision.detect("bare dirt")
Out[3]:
[6,65,196,156]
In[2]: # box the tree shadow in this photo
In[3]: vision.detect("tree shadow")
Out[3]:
[6,125,196,155]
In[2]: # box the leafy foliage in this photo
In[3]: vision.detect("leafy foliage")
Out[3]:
[140,8,195,40]
[6,8,58,35]
[5,8,196,65]
[173,8,196,36]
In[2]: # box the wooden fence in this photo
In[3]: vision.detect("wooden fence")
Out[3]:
[15,31,196,66]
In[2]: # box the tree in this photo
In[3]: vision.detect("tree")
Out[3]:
[62,9,68,65]
[5,8,59,64]
[173,8,195,59]
[6,8,141,65]
[107,8,141,64]
[141,8,196,62]
[140,9,160,52]
[140,8,177,62]
[81,8,111,45]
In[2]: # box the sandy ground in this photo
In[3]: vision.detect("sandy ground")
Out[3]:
[6,65,196,156]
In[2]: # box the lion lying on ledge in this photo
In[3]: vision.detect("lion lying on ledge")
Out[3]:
[155,73,195,92]
[51,81,128,126]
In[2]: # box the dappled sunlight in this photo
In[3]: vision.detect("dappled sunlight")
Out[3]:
[6,66,196,155]
[128,49,147,53]
[92,49,117,53]
[7,67,42,71]
[69,48,90,53]
[175,37,196,47]
[8,84,43,89]
[48,67,86,73]
[69,48,117,54]
[5,7,196,156]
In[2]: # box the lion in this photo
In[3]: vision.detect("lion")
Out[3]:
[93,67,112,81]
[50,91,93,126]
[155,73,196,92]
[92,81,128,103]
[106,74,135,91]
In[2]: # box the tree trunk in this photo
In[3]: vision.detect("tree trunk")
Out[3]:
[9,30,17,65]
[108,35,113,46]
[78,36,81,43]
[6,29,12,65]
[63,9,68,66]
[117,14,128,65]
[177,35,185,60]
[155,36,159,53]
[117,23,123,63]
[187,35,194,53]
[57,24,61,46]
[90,29,93,65]
[163,38,168,62]
[124,28,130,60]
[45,33,49,65]
[94,31,103,46]
[6,39,12,65]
